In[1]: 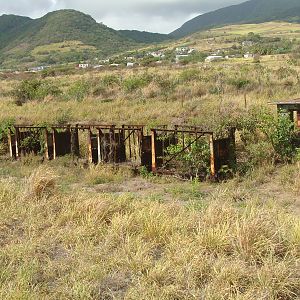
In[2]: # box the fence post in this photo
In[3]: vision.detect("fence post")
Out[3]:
[151,129,157,172]
[71,125,80,158]
[14,127,20,159]
[52,129,57,160]
[87,128,93,163]
[209,134,216,178]
[8,129,14,158]
[44,128,49,160]
[228,127,237,171]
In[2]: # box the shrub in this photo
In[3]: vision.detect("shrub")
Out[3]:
[259,112,297,162]
[165,137,211,179]
[227,78,251,90]
[179,69,201,82]
[123,74,152,93]
[12,79,62,105]
[68,80,90,101]
[102,74,121,87]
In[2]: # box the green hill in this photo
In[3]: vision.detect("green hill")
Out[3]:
[172,0,300,37]
[0,10,139,68]
[0,14,31,48]
[118,30,172,43]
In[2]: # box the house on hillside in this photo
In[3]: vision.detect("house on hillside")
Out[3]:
[176,46,189,55]
[242,41,254,47]
[78,63,89,69]
[244,52,254,59]
[148,51,165,58]
[126,62,136,67]
[93,65,104,69]
[205,55,223,63]
[28,66,46,72]
[176,54,189,63]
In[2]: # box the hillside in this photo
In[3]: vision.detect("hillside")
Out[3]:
[172,0,300,37]
[119,30,172,43]
[0,14,31,48]
[0,10,139,68]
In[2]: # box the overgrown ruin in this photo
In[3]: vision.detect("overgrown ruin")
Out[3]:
[7,123,236,178]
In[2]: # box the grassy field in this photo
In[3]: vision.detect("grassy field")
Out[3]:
[0,31,300,298]
[0,158,299,299]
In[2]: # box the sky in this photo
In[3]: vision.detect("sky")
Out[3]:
[0,0,245,33]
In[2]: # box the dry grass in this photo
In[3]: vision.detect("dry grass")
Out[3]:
[1,60,300,127]
[0,164,299,299]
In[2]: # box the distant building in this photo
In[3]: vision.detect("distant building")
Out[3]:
[176,54,189,63]
[148,51,165,58]
[188,48,196,54]
[28,66,45,72]
[242,41,254,47]
[93,65,104,69]
[127,62,135,67]
[110,63,121,67]
[176,47,189,54]
[244,52,254,59]
[225,55,236,59]
[205,55,223,62]
[78,64,89,69]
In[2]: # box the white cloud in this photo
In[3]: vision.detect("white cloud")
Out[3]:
[0,0,245,33]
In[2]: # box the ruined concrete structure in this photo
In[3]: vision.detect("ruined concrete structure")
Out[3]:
[273,99,300,128]
[7,123,236,178]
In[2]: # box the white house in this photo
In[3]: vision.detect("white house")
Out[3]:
[242,41,254,47]
[28,66,45,72]
[78,64,89,69]
[148,51,164,58]
[244,52,254,59]
[127,62,135,67]
[176,47,189,54]
[93,65,104,69]
[176,54,189,63]
[205,56,223,62]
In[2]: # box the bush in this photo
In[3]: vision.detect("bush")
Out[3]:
[227,78,251,90]
[12,79,62,105]
[165,137,211,179]
[123,74,152,93]
[68,80,90,101]
[102,75,120,87]
[179,69,201,82]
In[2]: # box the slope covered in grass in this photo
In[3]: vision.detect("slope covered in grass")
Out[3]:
[172,0,300,37]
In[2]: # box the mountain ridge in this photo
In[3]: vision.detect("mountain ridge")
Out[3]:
[172,0,300,37]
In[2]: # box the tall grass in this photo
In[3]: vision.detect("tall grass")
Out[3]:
[0,166,299,299]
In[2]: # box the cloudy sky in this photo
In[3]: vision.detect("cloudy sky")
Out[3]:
[0,0,245,33]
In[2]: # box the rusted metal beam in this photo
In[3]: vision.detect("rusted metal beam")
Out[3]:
[297,111,300,128]
[44,128,49,160]
[8,129,14,158]
[209,134,216,178]
[151,129,157,172]
[14,127,20,159]
[87,129,93,163]
[151,128,213,134]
